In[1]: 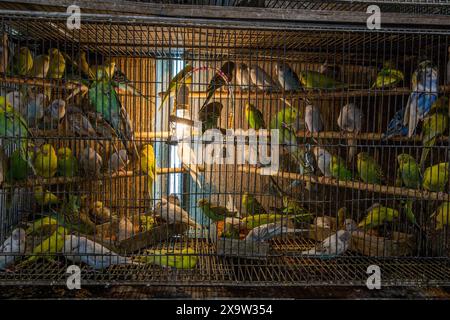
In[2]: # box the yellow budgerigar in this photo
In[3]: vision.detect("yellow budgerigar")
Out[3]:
[34,186,59,206]
[34,144,58,178]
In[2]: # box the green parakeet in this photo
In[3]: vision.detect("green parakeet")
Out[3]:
[282,196,313,222]
[198,102,223,133]
[89,80,139,158]
[140,144,156,198]
[0,97,34,174]
[402,200,418,226]
[330,154,352,181]
[419,105,448,168]
[135,248,198,269]
[299,70,345,90]
[430,202,450,230]
[197,198,235,222]
[159,64,193,111]
[91,60,115,81]
[7,147,33,181]
[28,227,66,262]
[47,48,66,79]
[242,192,266,215]
[423,162,449,192]
[26,217,59,235]
[357,152,385,184]
[34,144,57,178]
[11,47,33,76]
[269,106,302,130]
[34,186,59,206]
[57,147,78,177]
[397,153,421,189]
[358,203,399,230]
[371,61,404,89]
[245,103,265,130]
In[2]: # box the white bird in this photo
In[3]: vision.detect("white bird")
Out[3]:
[234,63,251,91]
[302,220,356,257]
[117,217,136,241]
[313,147,332,177]
[249,64,280,92]
[0,228,26,270]
[245,222,308,242]
[63,235,135,270]
[155,198,202,229]
[79,147,103,176]
[6,91,25,115]
[305,104,323,133]
[24,93,46,125]
[337,103,363,160]
[109,149,129,173]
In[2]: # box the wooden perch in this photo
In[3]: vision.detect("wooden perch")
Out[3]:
[158,85,450,100]
[0,75,88,91]
[295,131,449,143]
[239,166,450,202]
[0,167,186,188]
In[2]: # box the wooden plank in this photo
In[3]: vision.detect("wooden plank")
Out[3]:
[2,1,450,27]
[239,166,450,202]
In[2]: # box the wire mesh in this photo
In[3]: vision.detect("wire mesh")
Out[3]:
[0,10,449,287]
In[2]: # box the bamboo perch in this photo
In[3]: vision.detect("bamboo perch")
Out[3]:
[0,167,186,188]
[239,166,450,202]
[0,75,88,91]
[158,85,450,100]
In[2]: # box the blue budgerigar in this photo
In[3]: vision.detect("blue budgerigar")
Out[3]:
[383,107,408,140]
[403,59,439,138]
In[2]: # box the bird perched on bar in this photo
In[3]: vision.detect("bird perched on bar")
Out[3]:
[299,69,345,90]
[154,198,202,229]
[159,64,193,111]
[422,162,449,193]
[301,220,356,257]
[47,48,66,79]
[28,227,66,262]
[0,96,35,174]
[382,107,408,140]
[57,147,78,177]
[202,61,235,108]
[0,228,26,270]
[29,54,50,78]
[7,145,34,182]
[24,92,46,126]
[330,154,352,181]
[65,106,97,138]
[109,149,129,173]
[34,143,58,178]
[6,91,25,115]
[313,147,332,177]
[79,147,103,177]
[198,102,223,133]
[419,97,449,168]
[269,106,302,131]
[356,152,385,184]
[234,63,251,91]
[0,33,8,74]
[358,203,399,230]
[397,153,421,189]
[249,64,280,92]
[245,222,307,242]
[430,202,450,230]
[304,104,323,134]
[134,248,198,269]
[282,197,313,222]
[274,62,301,92]
[371,61,404,89]
[34,185,59,206]
[403,59,439,138]
[197,198,235,222]
[242,192,266,215]
[89,79,139,159]
[140,144,156,198]
[64,235,135,269]
[44,99,66,126]
[337,102,363,161]
[245,103,265,130]
[11,47,33,76]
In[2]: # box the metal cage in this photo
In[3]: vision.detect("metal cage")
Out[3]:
[0,5,449,287]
